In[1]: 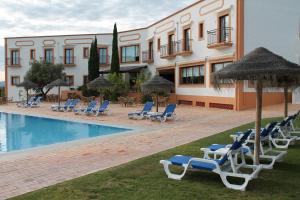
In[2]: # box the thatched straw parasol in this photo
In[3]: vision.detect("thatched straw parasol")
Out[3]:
[212,47,300,164]
[87,76,113,102]
[141,75,174,112]
[47,79,69,106]
[17,79,38,104]
[87,76,113,89]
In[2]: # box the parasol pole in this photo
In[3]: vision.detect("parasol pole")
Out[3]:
[283,86,288,117]
[254,80,262,165]
[58,86,61,106]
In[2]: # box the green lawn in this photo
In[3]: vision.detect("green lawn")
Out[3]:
[11,118,300,200]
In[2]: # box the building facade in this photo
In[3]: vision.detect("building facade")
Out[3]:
[4,0,300,110]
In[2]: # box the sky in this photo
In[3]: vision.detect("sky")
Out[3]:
[0,0,197,81]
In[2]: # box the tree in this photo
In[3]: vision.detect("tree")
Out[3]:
[25,61,64,97]
[88,36,100,81]
[110,23,120,73]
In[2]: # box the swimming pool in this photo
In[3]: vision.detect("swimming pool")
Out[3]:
[0,112,131,152]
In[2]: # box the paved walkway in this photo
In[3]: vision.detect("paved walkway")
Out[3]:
[0,102,299,199]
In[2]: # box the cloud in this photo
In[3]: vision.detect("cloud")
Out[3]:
[0,0,197,79]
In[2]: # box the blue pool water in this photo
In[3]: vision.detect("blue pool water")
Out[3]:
[0,112,131,152]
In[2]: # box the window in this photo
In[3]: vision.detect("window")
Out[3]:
[64,48,74,64]
[11,76,20,86]
[121,45,140,63]
[157,38,161,51]
[44,49,54,64]
[83,75,89,85]
[183,28,191,51]
[211,61,232,73]
[148,41,153,60]
[219,14,229,42]
[199,22,204,40]
[99,48,108,65]
[180,65,205,84]
[11,50,20,65]
[168,34,175,55]
[83,47,89,58]
[30,49,35,60]
[65,75,74,86]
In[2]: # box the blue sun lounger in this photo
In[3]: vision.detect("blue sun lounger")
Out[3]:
[17,96,36,107]
[93,100,110,116]
[204,125,286,170]
[150,104,176,122]
[27,96,42,108]
[74,100,97,115]
[128,101,154,119]
[160,130,262,191]
[51,99,72,111]
[65,99,80,111]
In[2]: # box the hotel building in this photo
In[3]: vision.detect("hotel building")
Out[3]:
[4,0,300,110]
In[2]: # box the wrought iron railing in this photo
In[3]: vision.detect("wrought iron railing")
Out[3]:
[6,58,22,66]
[39,57,56,64]
[207,27,233,46]
[176,39,193,53]
[59,56,76,65]
[142,50,154,63]
[160,39,193,57]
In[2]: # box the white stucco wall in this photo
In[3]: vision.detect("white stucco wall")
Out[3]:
[244,0,300,101]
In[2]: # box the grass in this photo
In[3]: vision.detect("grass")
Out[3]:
[11,118,300,200]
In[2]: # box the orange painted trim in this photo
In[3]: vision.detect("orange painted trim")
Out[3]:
[235,0,245,111]
[176,94,235,108]
[155,21,175,34]
[30,49,36,60]
[83,47,89,59]
[15,40,34,46]
[63,47,75,66]
[10,76,20,86]
[119,44,141,64]
[208,55,235,88]
[64,38,93,45]
[5,38,8,97]
[119,33,141,42]
[198,21,205,40]
[8,48,21,67]
[43,39,56,46]
[180,13,192,24]
[5,1,207,40]
[178,61,206,87]
[65,75,75,86]
[199,0,224,16]
[44,48,55,64]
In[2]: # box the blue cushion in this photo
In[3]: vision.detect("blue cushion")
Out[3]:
[208,144,226,151]
[169,155,217,171]
[170,155,192,166]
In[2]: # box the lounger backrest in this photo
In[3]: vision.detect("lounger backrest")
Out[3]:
[86,101,97,111]
[260,122,277,137]
[143,102,154,112]
[218,129,252,166]
[100,100,109,110]
[162,104,176,117]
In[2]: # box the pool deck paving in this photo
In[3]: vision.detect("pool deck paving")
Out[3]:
[0,102,299,199]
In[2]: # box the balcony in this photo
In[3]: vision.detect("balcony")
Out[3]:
[99,55,111,66]
[142,50,154,64]
[39,57,56,64]
[207,27,233,49]
[160,42,177,59]
[176,39,193,56]
[160,39,193,59]
[59,56,76,67]
[6,58,22,67]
